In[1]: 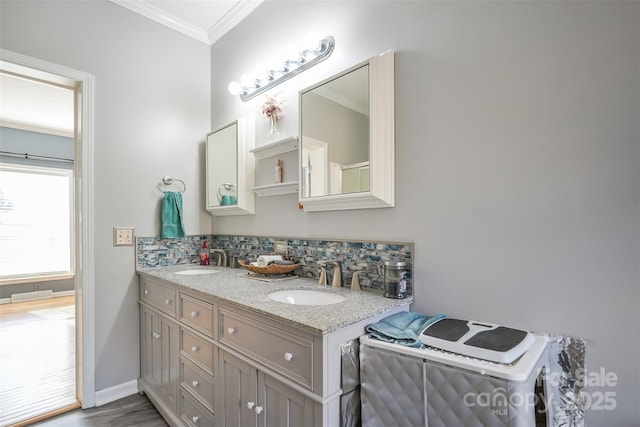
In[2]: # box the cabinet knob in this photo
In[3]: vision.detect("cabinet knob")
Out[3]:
[255,406,263,415]
[191,345,198,352]
[192,380,199,387]
[247,401,255,410]
[144,289,149,295]
[192,416,199,423]
[165,299,171,305]
[284,352,293,362]
[153,333,160,339]
[227,327,235,335]
[190,311,198,317]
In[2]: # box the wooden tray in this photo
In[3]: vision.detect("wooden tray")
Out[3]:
[238,260,300,275]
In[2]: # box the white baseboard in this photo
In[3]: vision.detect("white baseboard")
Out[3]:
[94,379,139,407]
[0,289,76,305]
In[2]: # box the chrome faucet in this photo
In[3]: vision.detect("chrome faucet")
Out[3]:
[211,249,228,267]
[318,263,327,286]
[326,261,343,288]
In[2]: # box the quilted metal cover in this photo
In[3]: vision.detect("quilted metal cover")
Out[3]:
[361,345,426,427]
[426,360,546,427]
[361,342,547,427]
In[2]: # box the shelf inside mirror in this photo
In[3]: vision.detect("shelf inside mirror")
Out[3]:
[250,136,299,159]
[253,181,298,197]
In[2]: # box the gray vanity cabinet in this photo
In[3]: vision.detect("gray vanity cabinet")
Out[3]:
[220,349,316,427]
[141,306,179,412]
[220,350,257,426]
[218,303,320,427]
[139,272,409,427]
[258,368,316,427]
[139,279,180,420]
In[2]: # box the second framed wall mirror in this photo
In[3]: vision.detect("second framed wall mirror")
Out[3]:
[206,115,255,216]
[299,50,394,212]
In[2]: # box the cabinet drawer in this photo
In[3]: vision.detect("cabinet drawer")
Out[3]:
[180,357,215,408]
[181,328,215,374]
[220,307,313,389]
[180,293,214,338]
[179,388,215,427]
[140,278,176,317]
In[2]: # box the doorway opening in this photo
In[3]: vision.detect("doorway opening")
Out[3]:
[0,50,95,425]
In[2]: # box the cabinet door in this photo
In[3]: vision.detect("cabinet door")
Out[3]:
[258,372,316,427]
[141,306,155,386]
[220,350,257,427]
[206,115,255,216]
[142,305,179,412]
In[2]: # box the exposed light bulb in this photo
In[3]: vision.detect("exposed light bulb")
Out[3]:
[229,35,335,101]
[228,81,243,95]
[303,33,322,52]
[240,73,255,88]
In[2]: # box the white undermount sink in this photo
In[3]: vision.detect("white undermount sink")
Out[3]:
[267,290,346,306]
[175,269,220,275]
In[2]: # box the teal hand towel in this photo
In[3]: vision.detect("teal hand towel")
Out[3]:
[366,312,446,348]
[161,191,185,238]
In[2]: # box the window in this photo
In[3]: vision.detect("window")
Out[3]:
[0,164,73,281]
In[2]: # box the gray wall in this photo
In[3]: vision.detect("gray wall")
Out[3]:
[1,1,638,425]
[211,1,639,425]
[1,1,210,392]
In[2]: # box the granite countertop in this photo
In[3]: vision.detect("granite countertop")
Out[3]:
[137,264,412,335]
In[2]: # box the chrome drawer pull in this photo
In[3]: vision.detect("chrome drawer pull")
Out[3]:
[192,416,199,423]
[190,311,198,317]
[191,345,199,352]
[227,327,235,335]
[153,333,161,339]
[192,380,199,387]
[247,401,255,410]
[284,352,293,362]
[254,406,263,415]
[165,299,171,305]
[144,289,149,295]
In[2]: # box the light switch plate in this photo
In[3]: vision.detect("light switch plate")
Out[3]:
[274,241,288,254]
[113,227,134,246]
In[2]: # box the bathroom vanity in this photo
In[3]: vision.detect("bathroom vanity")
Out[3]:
[137,265,411,427]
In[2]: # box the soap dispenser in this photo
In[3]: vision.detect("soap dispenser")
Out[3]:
[200,241,210,265]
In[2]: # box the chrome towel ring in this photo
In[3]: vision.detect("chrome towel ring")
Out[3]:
[158,175,186,193]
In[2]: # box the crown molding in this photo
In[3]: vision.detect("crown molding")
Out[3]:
[110,0,209,43]
[110,0,263,45]
[207,0,263,45]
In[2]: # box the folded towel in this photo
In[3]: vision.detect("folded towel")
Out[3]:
[257,255,283,266]
[161,191,185,239]
[366,312,446,348]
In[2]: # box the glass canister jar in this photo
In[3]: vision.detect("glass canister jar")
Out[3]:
[383,261,411,299]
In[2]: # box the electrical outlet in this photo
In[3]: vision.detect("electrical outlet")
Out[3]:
[113,227,134,246]
[274,241,288,254]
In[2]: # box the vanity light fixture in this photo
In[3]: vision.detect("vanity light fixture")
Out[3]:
[228,35,335,102]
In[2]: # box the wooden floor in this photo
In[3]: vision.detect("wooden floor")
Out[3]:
[0,296,77,427]
[31,393,167,427]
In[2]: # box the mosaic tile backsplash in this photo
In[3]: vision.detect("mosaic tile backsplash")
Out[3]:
[137,235,413,291]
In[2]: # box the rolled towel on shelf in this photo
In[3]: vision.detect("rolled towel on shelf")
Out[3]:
[256,255,283,266]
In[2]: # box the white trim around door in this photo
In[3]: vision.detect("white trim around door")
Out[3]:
[0,48,96,408]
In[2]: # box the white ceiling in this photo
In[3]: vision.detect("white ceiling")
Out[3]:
[0,73,75,136]
[0,0,261,136]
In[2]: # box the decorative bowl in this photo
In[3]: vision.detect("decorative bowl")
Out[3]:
[238,260,300,275]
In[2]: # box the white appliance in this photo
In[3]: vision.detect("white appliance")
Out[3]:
[419,317,535,364]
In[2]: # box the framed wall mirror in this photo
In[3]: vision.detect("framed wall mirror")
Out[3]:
[299,50,394,211]
[206,115,255,216]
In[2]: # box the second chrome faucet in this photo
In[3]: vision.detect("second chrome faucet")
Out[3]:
[318,261,343,287]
